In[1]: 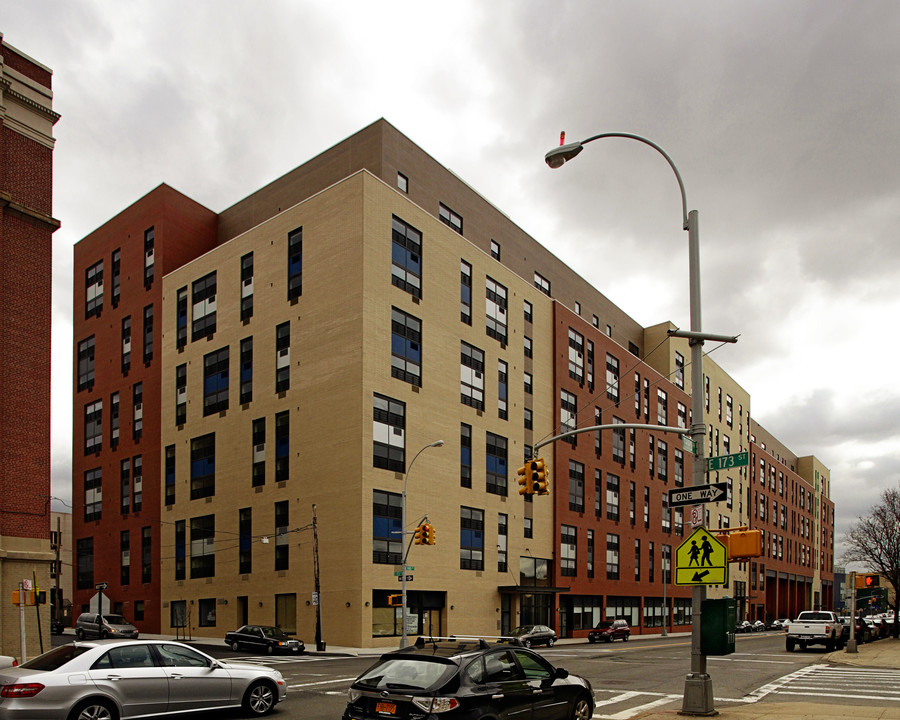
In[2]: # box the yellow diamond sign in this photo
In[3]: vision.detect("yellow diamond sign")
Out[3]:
[675,526,728,586]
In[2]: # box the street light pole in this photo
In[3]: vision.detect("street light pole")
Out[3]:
[400,440,444,649]
[546,133,719,715]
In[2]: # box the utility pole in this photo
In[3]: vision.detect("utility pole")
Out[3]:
[312,504,324,651]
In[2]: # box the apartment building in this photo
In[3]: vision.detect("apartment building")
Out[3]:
[0,33,59,658]
[72,119,834,646]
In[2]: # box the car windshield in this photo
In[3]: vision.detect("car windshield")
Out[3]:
[355,657,453,692]
[102,615,129,625]
[511,626,534,636]
[261,627,289,638]
[595,622,613,629]
[20,645,92,671]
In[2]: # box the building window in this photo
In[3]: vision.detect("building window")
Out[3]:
[397,172,408,193]
[373,490,402,564]
[252,418,266,487]
[175,364,187,425]
[460,341,485,410]
[120,458,130,514]
[574,301,581,315]
[657,440,668,481]
[120,531,130,586]
[85,260,103,318]
[439,202,463,234]
[391,307,422,386]
[560,390,577,445]
[240,252,254,321]
[84,400,102,455]
[594,470,602,517]
[143,227,155,288]
[203,346,229,416]
[190,433,215,500]
[561,525,577,577]
[533,271,550,296]
[644,487,651,528]
[524,300,533,323]
[726,394,734,427]
[490,239,500,260]
[657,389,667,425]
[190,515,215,579]
[460,260,472,325]
[165,445,176,506]
[275,411,289,482]
[76,537,94,590]
[524,336,532,359]
[485,277,508,344]
[674,448,684,486]
[239,508,252,574]
[675,351,685,389]
[498,513,508,572]
[111,248,121,307]
[77,336,95,391]
[485,432,508,496]
[287,227,302,300]
[275,321,290,393]
[191,271,217,341]
[175,521,186,581]
[587,530,595,579]
[141,527,151,583]
[677,402,687,429]
[133,455,143,511]
[84,468,102,522]
[630,482,636,525]
[569,460,584,513]
[240,337,252,404]
[460,506,484,570]
[391,216,422,298]
[373,394,405,472]
[524,372,533,395]
[524,517,533,539]
[275,500,289,570]
[176,286,188,350]
[110,392,119,448]
[568,329,584,383]
[132,383,142,441]
[460,423,472,488]
[606,473,620,521]
[498,360,508,420]
[606,534,620,580]
[612,417,625,463]
[524,407,532,430]
[121,316,131,373]
[606,353,620,403]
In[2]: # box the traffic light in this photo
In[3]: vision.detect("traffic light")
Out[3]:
[865,574,880,588]
[517,462,534,495]
[423,523,436,545]
[387,594,402,607]
[532,458,549,496]
[414,524,425,545]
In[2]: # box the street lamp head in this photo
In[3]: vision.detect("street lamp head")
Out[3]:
[545,141,584,169]
[430,440,445,448]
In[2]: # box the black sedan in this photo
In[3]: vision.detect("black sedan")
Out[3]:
[225,625,305,654]
[343,636,593,720]
[509,624,557,648]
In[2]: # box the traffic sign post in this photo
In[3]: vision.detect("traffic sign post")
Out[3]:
[675,527,729,586]
[705,451,748,473]
[668,482,727,507]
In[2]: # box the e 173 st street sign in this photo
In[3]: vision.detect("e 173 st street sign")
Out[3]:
[668,482,728,507]
[706,450,749,472]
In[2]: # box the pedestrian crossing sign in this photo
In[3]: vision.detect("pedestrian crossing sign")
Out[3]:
[674,526,728,586]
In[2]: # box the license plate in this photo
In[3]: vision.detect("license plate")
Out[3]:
[375,701,396,714]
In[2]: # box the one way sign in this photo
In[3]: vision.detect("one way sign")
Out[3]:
[667,482,728,507]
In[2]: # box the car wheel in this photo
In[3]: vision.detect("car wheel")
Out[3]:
[266,643,274,654]
[100,630,109,639]
[623,634,629,642]
[570,693,592,720]
[605,636,612,643]
[523,639,532,648]
[231,641,240,651]
[75,628,85,640]
[825,638,835,652]
[548,637,556,647]
[69,698,118,720]
[242,680,277,716]
[786,638,795,652]
[588,636,596,644]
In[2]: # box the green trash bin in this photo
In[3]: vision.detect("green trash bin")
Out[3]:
[701,598,736,655]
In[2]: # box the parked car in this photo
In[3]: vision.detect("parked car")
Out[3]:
[0,656,17,669]
[75,613,139,640]
[767,618,789,630]
[342,636,593,720]
[735,620,752,633]
[0,639,286,718]
[225,625,306,654]
[509,624,557,648]
[50,618,65,635]
[751,620,766,632]
[588,619,631,643]
[838,615,869,643]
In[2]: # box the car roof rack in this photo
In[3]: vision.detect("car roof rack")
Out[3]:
[409,635,522,652]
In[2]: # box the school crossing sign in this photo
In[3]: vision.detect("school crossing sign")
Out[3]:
[674,526,728,586]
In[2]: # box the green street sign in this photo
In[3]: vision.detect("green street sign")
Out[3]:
[682,436,696,454]
[706,451,749,472]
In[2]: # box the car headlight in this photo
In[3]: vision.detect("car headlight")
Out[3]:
[348,689,361,703]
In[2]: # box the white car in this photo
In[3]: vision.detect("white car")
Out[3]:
[0,639,285,719]
[0,658,15,670]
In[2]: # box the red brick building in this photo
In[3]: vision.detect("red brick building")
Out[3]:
[550,304,694,637]
[71,184,217,631]
[0,33,60,657]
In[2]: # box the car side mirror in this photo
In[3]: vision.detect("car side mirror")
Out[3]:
[554,667,569,679]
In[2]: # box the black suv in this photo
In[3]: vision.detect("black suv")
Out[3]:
[343,636,594,720]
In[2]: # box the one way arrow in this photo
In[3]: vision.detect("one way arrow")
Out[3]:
[692,570,710,582]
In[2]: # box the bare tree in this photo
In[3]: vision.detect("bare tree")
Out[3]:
[843,486,900,638]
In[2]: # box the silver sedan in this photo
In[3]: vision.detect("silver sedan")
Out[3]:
[0,639,286,719]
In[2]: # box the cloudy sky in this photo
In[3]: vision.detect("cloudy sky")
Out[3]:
[4,1,899,564]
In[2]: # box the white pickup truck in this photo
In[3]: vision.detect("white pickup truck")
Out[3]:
[784,610,845,652]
